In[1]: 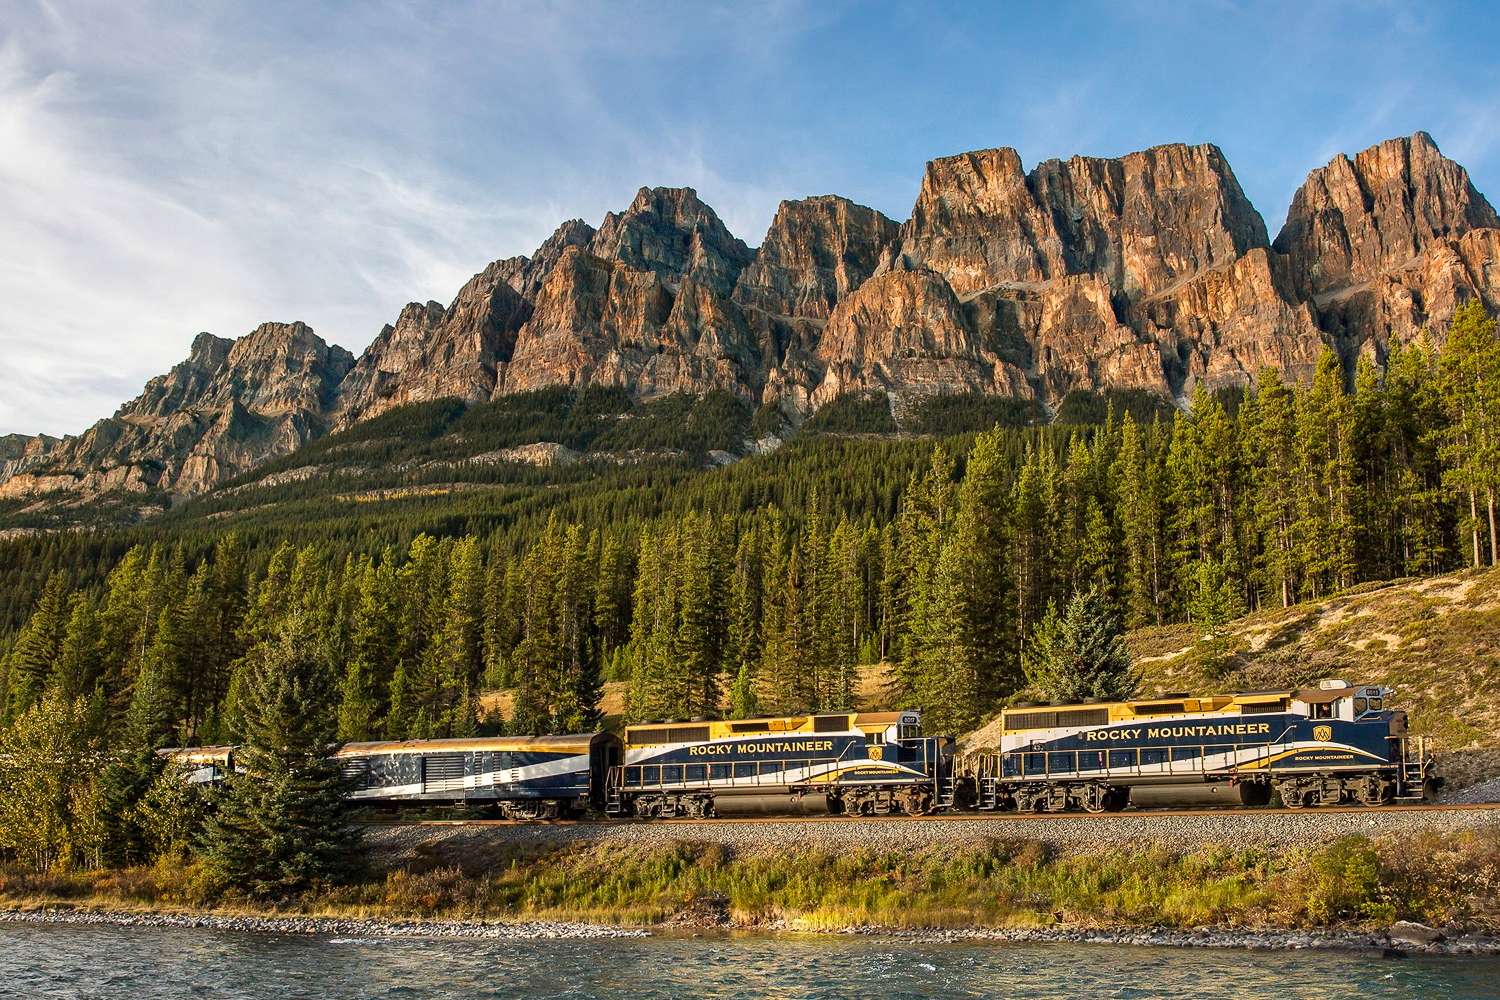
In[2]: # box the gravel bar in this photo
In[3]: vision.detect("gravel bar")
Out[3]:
[362,806,1500,858]
[3,907,1494,956]
[0,908,646,939]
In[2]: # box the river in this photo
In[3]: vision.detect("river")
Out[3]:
[6,924,1500,999]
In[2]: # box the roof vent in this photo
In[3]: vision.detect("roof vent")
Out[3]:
[1319,679,1352,690]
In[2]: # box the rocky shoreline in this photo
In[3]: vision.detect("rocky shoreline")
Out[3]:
[0,906,646,940]
[838,922,1500,957]
[4,906,1496,956]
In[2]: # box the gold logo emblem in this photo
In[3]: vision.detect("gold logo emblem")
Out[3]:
[1313,725,1333,742]
[868,745,883,761]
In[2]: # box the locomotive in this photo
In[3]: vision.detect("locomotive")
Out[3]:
[162,679,1439,817]
[606,711,955,818]
[956,679,1439,811]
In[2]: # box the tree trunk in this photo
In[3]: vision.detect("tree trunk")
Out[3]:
[1472,489,1483,569]
[1489,487,1498,567]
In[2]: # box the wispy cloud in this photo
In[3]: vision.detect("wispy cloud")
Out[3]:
[2,1,1497,436]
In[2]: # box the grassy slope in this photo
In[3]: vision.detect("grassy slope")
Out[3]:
[1126,566,1500,749]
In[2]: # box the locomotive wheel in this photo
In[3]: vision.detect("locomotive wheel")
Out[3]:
[1080,784,1110,813]
[900,789,934,816]
[1102,787,1131,812]
[1276,782,1305,809]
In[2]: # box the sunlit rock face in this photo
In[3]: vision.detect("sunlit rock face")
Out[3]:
[11,132,1500,514]
[2,323,353,503]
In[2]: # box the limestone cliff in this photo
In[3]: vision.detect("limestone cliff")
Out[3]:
[500,189,759,399]
[8,131,1500,519]
[1274,133,1500,353]
[0,323,353,505]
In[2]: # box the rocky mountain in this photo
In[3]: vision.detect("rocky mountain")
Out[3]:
[6,131,1500,521]
[1273,131,1500,350]
[0,323,353,509]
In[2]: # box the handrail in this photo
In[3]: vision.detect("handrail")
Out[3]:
[982,739,1300,782]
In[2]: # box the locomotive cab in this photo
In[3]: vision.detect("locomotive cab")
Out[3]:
[1289,680,1392,723]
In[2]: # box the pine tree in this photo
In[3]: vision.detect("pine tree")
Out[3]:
[1437,300,1500,567]
[1243,368,1301,607]
[1116,415,1168,626]
[1299,350,1360,595]
[201,610,356,899]
[3,575,70,720]
[1186,558,1245,680]
[1022,586,1137,703]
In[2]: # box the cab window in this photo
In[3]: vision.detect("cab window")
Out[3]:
[1354,697,1368,715]
[898,723,921,741]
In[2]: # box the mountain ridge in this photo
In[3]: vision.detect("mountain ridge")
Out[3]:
[5,131,1500,524]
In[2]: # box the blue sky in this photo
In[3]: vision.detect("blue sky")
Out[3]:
[4,1,1499,436]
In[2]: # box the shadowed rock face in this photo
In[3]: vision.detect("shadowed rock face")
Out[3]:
[10,132,1500,515]
[332,261,533,428]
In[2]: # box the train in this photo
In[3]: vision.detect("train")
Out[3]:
[162,679,1440,817]
[958,679,1440,812]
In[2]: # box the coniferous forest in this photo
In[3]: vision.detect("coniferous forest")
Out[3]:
[0,303,1498,875]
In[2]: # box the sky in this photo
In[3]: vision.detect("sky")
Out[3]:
[3,1,1499,437]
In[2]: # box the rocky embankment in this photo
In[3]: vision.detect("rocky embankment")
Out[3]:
[0,908,644,939]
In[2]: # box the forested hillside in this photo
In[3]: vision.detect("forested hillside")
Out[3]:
[1,303,1497,751]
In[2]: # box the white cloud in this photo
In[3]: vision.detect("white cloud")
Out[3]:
[2,0,1497,437]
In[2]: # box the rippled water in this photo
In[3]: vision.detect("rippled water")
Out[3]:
[7,924,1500,1000]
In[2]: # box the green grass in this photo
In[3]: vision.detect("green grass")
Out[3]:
[5,832,1499,934]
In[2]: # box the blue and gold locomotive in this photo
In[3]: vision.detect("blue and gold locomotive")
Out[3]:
[959,680,1438,812]
[606,711,955,818]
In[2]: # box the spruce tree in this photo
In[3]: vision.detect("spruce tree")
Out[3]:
[1186,559,1245,680]
[1023,586,1137,703]
[201,611,356,899]
[3,575,70,720]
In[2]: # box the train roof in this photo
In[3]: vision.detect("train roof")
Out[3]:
[157,746,235,762]
[623,711,918,747]
[336,733,617,756]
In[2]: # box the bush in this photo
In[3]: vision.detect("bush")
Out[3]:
[1302,836,1396,925]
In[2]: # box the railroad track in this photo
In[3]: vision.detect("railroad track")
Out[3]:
[365,801,1500,827]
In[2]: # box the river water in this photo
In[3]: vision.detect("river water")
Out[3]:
[6,924,1500,999]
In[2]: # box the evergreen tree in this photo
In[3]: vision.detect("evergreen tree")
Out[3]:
[3,575,70,720]
[1437,300,1500,566]
[1186,558,1245,680]
[1243,368,1301,607]
[201,611,356,899]
[1115,415,1168,626]
[1022,586,1137,703]
[1298,349,1360,595]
